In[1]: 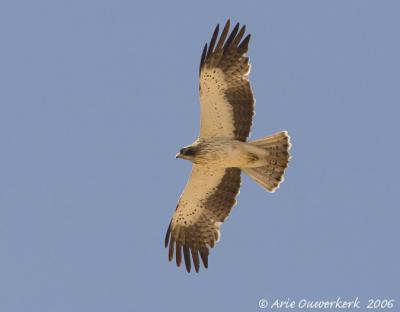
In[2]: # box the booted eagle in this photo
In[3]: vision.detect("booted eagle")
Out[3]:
[165,20,291,273]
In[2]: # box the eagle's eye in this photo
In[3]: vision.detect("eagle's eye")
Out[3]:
[181,147,196,157]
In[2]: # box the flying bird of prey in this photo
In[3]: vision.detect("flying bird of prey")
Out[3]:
[165,20,291,273]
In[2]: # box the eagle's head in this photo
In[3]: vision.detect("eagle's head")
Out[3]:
[176,145,199,161]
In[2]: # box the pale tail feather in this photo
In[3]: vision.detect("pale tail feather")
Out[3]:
[243,131,291,192]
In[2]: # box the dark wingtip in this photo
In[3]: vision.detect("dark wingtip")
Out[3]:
[223,22,240,51]
[184,246,191,273]
[168,238,174,261]
[215,19,231,51]
[200,249,209,269]
[176,243,182,267]
[232,24,246,47]
[238,33,251,51]
[206,24,219,58]
[199,43,208,73]
[191,249,200,273]
[164,222,171,248]
[223,19,231,37]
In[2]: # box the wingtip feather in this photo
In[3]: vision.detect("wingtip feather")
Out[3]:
[164,222,171,248]
[238,34,251,51]
[184,246,191,273]
[191,249,200,273]
[206,24,219,58]
[176,243,182,267]
[223,22,240,51]
[200,248,209,268]
[168,238,174,261]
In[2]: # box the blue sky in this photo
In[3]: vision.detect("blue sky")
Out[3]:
[1,1,399,311]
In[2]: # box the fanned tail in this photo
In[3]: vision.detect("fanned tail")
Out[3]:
[243,131,291,192]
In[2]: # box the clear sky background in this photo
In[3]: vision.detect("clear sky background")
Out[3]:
[1,1,399,311]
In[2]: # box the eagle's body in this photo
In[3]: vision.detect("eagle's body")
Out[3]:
[180,139,271,168]
[165,20,291,273]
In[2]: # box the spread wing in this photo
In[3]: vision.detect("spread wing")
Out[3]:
[165,166,241,273]
[199,20,255,142]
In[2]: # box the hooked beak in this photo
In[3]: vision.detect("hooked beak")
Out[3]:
[175,153,183,159]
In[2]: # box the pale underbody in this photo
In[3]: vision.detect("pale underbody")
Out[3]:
[184,138,271,168]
